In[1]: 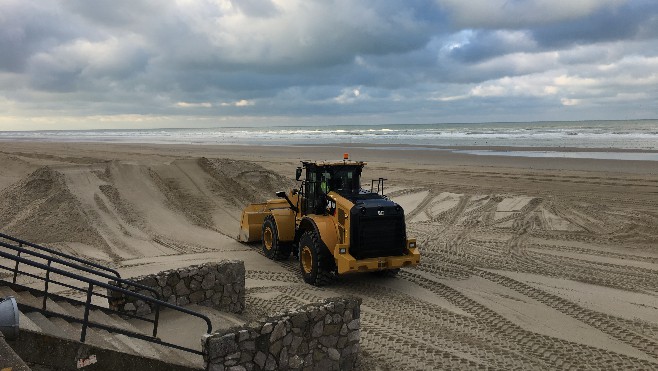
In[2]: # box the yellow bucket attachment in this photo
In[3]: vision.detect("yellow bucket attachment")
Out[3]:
[238,203,269,242]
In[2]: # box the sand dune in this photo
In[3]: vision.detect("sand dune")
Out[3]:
[1,141,657,370]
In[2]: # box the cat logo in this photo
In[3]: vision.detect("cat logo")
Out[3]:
[378,210,385,216]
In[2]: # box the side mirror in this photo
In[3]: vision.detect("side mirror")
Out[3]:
[276,191,286,198]
[295,167,302,181]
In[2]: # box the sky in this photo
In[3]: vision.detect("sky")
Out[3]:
[1,0,658,130]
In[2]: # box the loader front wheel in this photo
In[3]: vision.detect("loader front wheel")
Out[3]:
[298,230,334,286]
[262,215,291,260]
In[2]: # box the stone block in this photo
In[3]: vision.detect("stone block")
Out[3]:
[312,321,324,338]
[190,278,201,291]
[279,347,289,368]
[240,340,256,351]
[327,348,340,361]
[323,324,340,336]
[166,273,180,286]
[177,296,190,306]
[270,321,287,342]
[270,340,282,356]
[238,330,250,342]
[254,351,267,368]
[290,312,308,328]
[265,354,277,370]
[289,355,303,369]
[290,335,303,353]
[175,280,190,295]
[157,274,168,287]
[319,335,338,348]
[261,323,274,335]
[190,290,206,303]
[207,335,238,357]
[208,363,225,371]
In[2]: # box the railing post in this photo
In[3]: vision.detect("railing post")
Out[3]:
[12,248,21,283]
[80,283,94,343]
[153,303,160,338]
[42,259,52,311]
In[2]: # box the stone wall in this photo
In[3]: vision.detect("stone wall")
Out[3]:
[108,261,245,315]
[203,297,361,371]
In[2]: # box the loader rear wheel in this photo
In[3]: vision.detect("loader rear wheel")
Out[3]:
[262,215,291,260]
[298,230,334,286]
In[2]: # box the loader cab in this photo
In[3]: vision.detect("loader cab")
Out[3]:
[299,162,364,215]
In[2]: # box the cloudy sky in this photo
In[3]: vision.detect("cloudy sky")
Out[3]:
[1,0,657,130]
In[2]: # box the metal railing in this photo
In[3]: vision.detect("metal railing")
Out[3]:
[0,236,212,356]
[0,232,122,279]
[0,232,160,301]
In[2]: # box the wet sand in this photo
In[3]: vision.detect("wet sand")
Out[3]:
[1,141,657,369]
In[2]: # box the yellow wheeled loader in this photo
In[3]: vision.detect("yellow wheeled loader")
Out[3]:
[239,154,420,286]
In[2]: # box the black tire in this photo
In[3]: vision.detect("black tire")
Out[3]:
[298,230,335,286]
[261,215,291,260]
[372,268,400,278]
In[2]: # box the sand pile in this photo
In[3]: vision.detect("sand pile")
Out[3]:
[0,166,106,247]
[149,167,215,229]
[199,157,296,207]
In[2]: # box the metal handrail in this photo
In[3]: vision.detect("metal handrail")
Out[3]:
[0,242,213,355]
[0,232,121,278]
[0,234,160,300]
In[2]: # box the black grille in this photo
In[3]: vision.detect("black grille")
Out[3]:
[350,213,406,260]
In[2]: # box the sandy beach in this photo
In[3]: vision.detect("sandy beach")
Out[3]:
[1,141,657,369]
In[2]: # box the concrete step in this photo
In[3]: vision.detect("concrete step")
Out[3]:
[91,328,137,355]
[108,313,144,332]
[0,285,17,297]
[49,317,82,341]
[55,301,135,332]
[3,284,201,368]
[24,312,64,338]
[25,310,123,355]
[75,323,134,354]
[18,310,42,333]
[113,332,174,363]
[1,287,71,318]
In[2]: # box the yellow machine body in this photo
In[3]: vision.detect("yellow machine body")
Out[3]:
[239,185,420,275]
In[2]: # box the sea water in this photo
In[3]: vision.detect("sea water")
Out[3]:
[1,120,657,160]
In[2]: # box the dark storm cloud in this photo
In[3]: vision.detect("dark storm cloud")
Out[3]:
[0,1,85,72]
[531,1,658,47]
[1,0,658,129]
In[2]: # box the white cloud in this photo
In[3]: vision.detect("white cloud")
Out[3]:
[561,97,581,106]
[220,99,254,107]
[175,102,213,108]
[334,87,365,104]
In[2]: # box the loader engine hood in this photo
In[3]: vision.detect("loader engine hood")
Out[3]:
[348,196,407,260]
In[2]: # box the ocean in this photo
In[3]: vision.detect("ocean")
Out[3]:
[2,120,658,160]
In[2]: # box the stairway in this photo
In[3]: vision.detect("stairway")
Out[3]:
[0,284,204,370]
